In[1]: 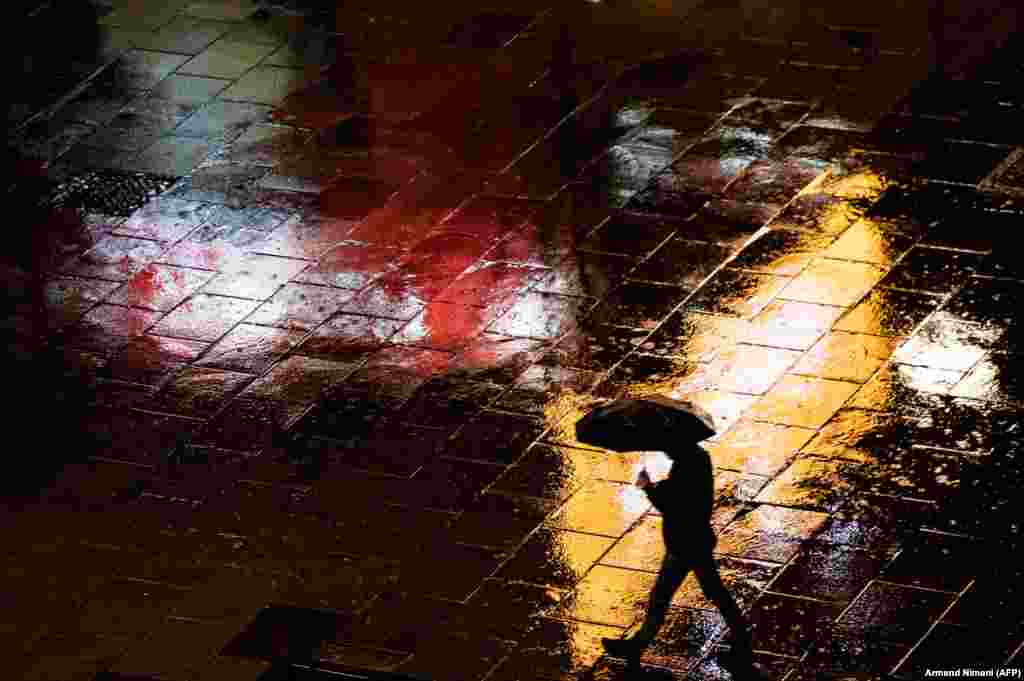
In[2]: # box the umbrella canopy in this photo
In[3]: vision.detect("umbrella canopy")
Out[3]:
[575,395,715,453]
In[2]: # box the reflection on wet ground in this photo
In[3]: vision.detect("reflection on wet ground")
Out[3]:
[5,0,1024,679]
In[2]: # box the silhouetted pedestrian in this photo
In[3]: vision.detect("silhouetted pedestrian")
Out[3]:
[602,445,757,676]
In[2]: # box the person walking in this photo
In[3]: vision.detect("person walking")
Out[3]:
[601,444,757,676]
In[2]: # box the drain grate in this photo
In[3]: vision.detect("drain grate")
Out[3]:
[41,169,178,217]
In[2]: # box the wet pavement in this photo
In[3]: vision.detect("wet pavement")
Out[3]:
[4,0,1024,679]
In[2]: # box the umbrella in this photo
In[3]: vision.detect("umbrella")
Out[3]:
[575,395,715,453]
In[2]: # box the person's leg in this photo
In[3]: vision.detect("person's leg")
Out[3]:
[603,550,691,664]
[692,553,753,654]
[630,550,691,647]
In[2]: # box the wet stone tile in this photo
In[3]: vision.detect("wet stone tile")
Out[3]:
[950,352,1024,404]
[578,143,677,208]
[821,220,917,266]
[847,362,964,411]
[165,161,272,207]
[773,125,869,162]
[104,334,208,386]
[780,258,884,307]
[542,324,649,372]
[708,420,813,477]
[295,242,401,291]
[202,253,310,299]
[107,263,214,311]
[891,318,1001,372]
[446,334,550,385]
[625,178,712,220]
[143,366,254,416]
[553,563,655,627]
[502,363,602,414]
[664,137,760,195]
[836,581,953,645]
[745,300,843,351]
[548,479,650,537]
[799,408,915,464]
[392,377,500,429]
[814,493,935,552]
[111,49,192,90]
[247,283,355,330]
[914,142,1013,186]
[626,108,720,151]
[436,261,544,310]
[771,540,890,605]
[729,228,831,276]
[194,323,302,374]
[215,123,310,167]
[638,310,749,361]
[116,198,213,244]
[832,287,940,337]
[150,293,258,341]
[74,303,161,343]
[753,455,859,512]
[896,623,1019,677]
[943,278,1024,327]
[677,390,759,442]
[493,618,626,680]
[487,291,591,340]
[496,527,616,589]
[741,593,846,657]
[403,456,508,511]
[63,234,168,281]
[338,282,426,321]
[530,250,636,301]
[84,97,195,151]
[58,79,139,128]
[123,15,222,54]
[877,246,987,294]
[725,99,811,134]
[852,444,962,502]
[725,157,828,208]
[579,213,677,258]
[880,531,978,593]
[133,136,215,177]
[447,409,546,465]
[596,353,702,399]
[290,315,392,361]
[486,442,593,503]
[678,199,777,249]
[686,269,790,318]
[598,515,664,573]
[861,183,969,235]
[698,343,801,394]
[587,282,688,330]
[630,238,733,288]
[637,608,726,668]
[177,100,274,143]
[793,627,910,678]
[769,193,862,234]
[717,504,830,564]
[921,208,1019,254]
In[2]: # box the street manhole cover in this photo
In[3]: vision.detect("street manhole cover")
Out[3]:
[41,169,178,217]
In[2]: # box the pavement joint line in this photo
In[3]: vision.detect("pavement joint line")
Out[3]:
[888,578,975,675]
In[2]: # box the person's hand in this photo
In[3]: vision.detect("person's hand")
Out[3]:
[635,468,651,489]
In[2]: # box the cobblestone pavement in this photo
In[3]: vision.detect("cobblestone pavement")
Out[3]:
[4,1,1024,680]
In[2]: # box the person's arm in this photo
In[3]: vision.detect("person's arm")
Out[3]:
[637,468,673,514]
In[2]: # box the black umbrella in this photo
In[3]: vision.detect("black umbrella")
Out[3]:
[575,395,715,453]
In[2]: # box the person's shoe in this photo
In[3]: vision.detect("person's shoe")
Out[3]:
[601,637,644,665]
